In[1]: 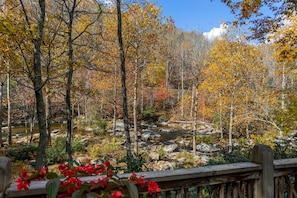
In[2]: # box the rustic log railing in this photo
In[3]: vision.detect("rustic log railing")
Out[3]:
[1,144,297,198]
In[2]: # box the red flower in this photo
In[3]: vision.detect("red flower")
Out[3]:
[112,190,123,198]
[58,164,67,172]
[59,177,82,197]
[16,162,161,197]
[20,169,28,178]
[129,173,145,187]
[146,180,160,195]
[40,167,47,176]
[103,160,110,166]
[16,178,30,190]
[107,169,113,178]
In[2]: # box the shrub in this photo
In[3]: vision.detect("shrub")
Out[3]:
[46,137,86,164]
[273,139,297,159]
[88,138,124,159]
[95,119,108,131]
[143,107,156,123]
[72,139,85,153]
[118,153,148,173]
[196,135,218,144]
[157,148,167,160]
[207,146,250,165]
[46,138,67,165]
[250,132,277,148]
[6,144,38,161]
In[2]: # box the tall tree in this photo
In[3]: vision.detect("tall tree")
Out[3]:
[6,62,11,145]
[187,33,210,155]
[54,0,102,163]
[117,0,133,171]
[201,38,269,151]
[0,0,48,168]
[124,1,163,153]
[31,0,47,169]
[2,0,48,168]
[269,14,297,133]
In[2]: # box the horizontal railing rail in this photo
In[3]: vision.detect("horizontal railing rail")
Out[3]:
[1,144,297,198]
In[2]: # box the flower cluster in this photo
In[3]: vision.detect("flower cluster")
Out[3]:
[130,173,160,195]
[16,161,160,198]
[16,167,47,190]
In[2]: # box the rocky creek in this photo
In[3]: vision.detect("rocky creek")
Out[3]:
[2,120,223,171]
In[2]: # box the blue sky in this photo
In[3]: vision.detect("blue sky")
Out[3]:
[151,0,235,32]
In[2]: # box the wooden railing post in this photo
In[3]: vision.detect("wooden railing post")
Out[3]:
[251,144,274,198]
[0,157,11,198]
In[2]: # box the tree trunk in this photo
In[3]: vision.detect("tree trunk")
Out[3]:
[140,67,144,115]
[65,64,74,163]
[29,113,35,144]
[45,85,52,146]
[181,50,184,119]
[24,104,28,144]
[245,94,250,139]
[0,81,3,147]
[64,0,78,164]
[133,55,139,154]
[33,0,47,170]
[192,84,198,156]
[190,85,194,118]
[112,65,117,135]
[280,65,286,137]
[228,91,235,153]
[116,0,133,171]
[219,92,223,139]
[66,25,74,164]
[6,64,12,145]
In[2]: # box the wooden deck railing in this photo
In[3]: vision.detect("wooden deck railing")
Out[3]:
[1,144,297,198]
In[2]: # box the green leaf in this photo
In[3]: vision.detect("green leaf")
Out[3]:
[124,181,139,198]
[46,178,61,198]
[71,190,85,198]
[46,172,59,179]
[71,190,80,198]
[79,183,91,192]
[86,192,100,198]
[28,172,40,180]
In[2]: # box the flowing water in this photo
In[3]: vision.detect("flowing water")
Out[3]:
[2,123,66,139]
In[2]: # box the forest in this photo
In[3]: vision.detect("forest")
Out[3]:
[0,0,296,172]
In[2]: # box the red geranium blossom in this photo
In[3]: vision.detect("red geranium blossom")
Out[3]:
[16,177,30,190]
[16,161,160,197]
[129,172,145,187]
[146,180,161,195]
[112,190,123,198]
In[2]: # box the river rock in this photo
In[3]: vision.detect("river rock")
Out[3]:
[159,122,168,126]
[160,128,173,133]
[138,141,147,148]
[163,143,178,153]
[154,160,176,171]
[115,121,125,131]
[141,130,161,141]
[76,156,91,165]
[149,151,160,160]
[196,143,219,153]
[85,127,94,132]
[51,129,59,134]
